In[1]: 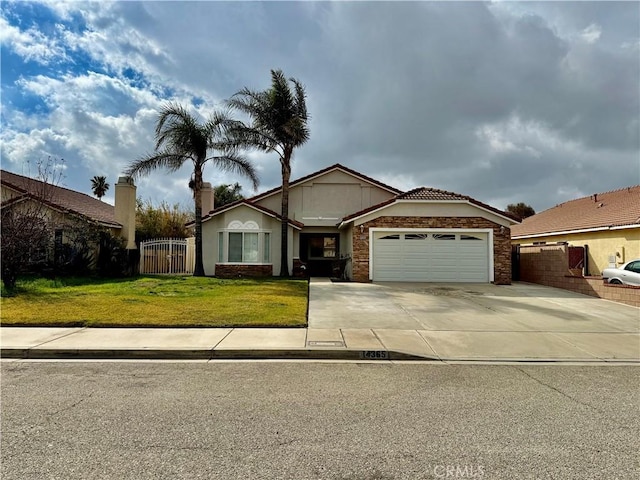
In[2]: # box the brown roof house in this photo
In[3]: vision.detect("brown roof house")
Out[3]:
[511,186,640,275]
[1,170,137,271]
[200,164,519,284]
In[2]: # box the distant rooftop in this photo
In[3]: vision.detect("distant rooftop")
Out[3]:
[1,170,121,228]
[512,185,640,238]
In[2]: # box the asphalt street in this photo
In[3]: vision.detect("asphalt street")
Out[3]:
[1,361,638,480]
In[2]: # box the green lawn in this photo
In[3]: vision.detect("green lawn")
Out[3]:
[0,276,308,327]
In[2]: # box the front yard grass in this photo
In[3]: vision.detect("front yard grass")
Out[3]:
[0,276,308,327]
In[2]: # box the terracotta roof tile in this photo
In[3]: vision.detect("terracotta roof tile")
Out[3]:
[341,187,518,224]
[1,170,121,228]
[512,186,640,238]
[398,187,470,201]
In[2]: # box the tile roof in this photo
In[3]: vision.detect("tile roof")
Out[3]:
[511,185,640,238]
[341,187,519,224]
[397,187,471,201]
[1,170,121,228]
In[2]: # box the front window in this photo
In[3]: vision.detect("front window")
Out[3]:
[263,233,270,263]
[220,230,271,264]
[228,232,242,262]
[243,233,259,262]
[309,236,337,259]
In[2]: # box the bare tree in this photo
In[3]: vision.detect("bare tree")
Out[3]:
[1,158,64,289]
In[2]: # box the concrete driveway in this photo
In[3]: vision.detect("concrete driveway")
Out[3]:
[309,279,639,333]
[308,278,640,361]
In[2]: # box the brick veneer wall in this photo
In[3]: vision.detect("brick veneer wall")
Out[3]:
[351,216,512,284]
[215,264,272,278]
[518,244,640,307]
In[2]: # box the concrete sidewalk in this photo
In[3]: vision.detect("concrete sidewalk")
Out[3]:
[2,279,638,363]
[1,325,638,362]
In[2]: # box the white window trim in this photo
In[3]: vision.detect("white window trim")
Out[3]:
[368,228,494,282]
[218,228,272,265]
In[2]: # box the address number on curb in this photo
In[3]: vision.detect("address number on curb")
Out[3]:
[360,350,389,360]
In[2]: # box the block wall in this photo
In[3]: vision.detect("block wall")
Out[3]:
[518,244,640,307]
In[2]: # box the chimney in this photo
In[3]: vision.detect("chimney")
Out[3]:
[114,176,137,249]
[201,182,214,213]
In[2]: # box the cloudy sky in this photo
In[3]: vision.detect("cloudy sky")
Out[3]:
[1,1,638,214]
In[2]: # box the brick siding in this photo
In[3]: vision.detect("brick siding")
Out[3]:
[215,264,273,278]
[352,217,511,285]
[518,244,640,307]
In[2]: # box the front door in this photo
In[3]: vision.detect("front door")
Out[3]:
[300,233,339,276]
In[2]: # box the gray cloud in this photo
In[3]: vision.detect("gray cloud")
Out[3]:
[1,1,638,214]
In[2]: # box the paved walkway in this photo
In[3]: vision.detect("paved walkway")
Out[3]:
[1,279,638,362]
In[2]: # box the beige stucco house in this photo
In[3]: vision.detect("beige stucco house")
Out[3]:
[1,169,137,256]
[201,164,518,283]
[511,186,640,275]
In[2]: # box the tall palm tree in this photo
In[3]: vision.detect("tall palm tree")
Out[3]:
[125,102,259,277]
[90,175,109,200]
[227,69,309,277]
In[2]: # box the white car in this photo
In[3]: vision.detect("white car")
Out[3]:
[602,259,640,286]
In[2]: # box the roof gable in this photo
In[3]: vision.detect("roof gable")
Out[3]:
[341,187,519,225]
[512,186,640,238]
[1,170,120,228]
[199,200,304,230]
[248,163,401,203]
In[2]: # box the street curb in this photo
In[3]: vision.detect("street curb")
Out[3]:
[1,348,432,361]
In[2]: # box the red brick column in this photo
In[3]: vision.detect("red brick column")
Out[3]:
[215,264,273,278]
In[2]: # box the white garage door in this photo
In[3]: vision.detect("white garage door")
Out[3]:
[372,231,490,282]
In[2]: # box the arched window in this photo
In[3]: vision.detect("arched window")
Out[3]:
[218,221,271,264]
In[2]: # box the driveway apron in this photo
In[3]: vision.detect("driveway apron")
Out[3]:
[307,278,640,360]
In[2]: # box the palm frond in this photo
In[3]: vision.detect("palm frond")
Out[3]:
[125,151,190,179]
[208,153,260,191]
[291,78,308,121]
[228,70,309,157]
[155,103,208,157]
[225,123,283,157]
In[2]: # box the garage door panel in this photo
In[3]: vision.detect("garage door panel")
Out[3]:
[372,230,490,282]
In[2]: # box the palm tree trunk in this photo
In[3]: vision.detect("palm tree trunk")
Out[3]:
[279,157,291,277]
[193,163,206,277]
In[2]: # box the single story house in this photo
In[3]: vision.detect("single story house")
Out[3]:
[511,186,640,275]
[200,164,518,284]
[1,169,137,251]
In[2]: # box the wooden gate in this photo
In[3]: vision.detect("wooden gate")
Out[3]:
[139,238,195,275]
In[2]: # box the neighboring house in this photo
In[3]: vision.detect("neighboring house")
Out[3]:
[1,169,137,252]
[511,186,640,275]
[200,164,518,284]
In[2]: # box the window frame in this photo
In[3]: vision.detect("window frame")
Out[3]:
[218,228,272,265]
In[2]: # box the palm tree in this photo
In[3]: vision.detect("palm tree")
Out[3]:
[125,102,259,277]
[91,175,109,200]
[227,69,309,277]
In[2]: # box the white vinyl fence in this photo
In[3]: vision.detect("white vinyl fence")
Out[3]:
[139,237,195,275]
